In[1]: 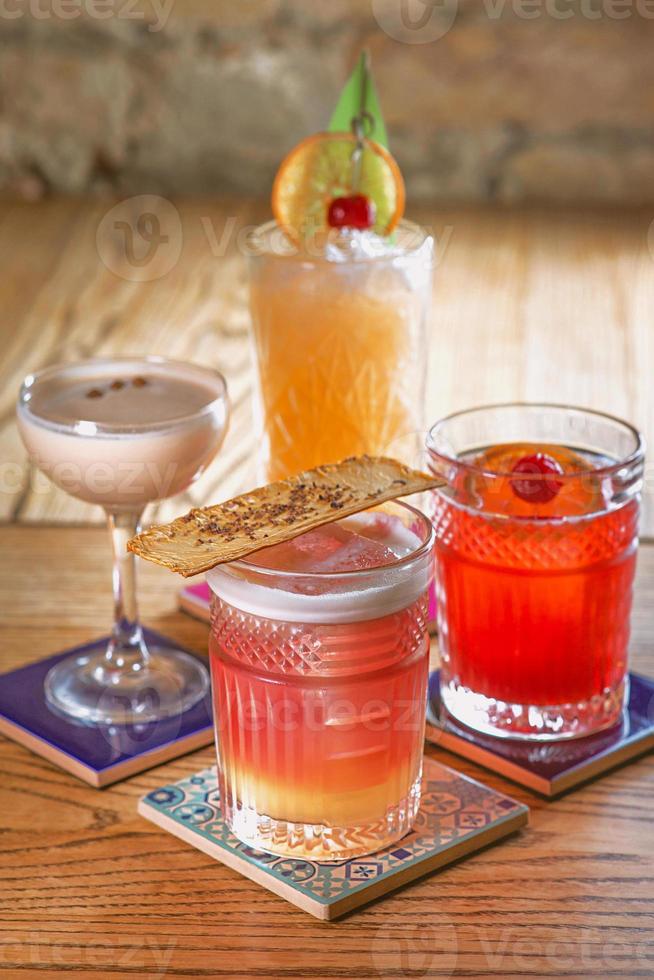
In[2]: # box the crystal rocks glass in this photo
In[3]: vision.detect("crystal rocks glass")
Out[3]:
[207,501,434,861]
[427,403,644,740]
[248,220,433,481]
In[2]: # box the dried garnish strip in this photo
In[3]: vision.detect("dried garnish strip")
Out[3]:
[128,455,444,577]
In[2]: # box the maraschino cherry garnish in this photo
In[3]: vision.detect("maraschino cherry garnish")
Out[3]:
[327,194,376,230]
[510,452,564,504]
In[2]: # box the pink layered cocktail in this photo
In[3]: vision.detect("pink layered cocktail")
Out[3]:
[207,502,434,861]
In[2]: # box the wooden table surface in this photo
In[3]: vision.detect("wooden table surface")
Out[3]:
[1,526,653,979]
[1,199,654,978]
[1,198,653,531]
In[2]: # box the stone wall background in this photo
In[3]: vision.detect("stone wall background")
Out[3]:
[1,0,654,203]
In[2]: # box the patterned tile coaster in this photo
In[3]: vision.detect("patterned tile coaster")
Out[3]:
[426,670,654,797]
[0,629,213,787]
[138,757,528,920]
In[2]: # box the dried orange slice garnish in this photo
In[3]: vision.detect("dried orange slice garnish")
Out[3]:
[271,132,405,241]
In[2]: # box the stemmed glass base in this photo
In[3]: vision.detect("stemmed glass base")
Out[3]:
[44,640,209,726]
[43,507,210,727]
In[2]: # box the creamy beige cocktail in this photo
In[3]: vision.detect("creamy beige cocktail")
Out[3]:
[17,356,229,726]
[18,358,227,510]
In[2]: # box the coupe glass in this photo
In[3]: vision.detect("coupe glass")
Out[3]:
[17,356,229,725]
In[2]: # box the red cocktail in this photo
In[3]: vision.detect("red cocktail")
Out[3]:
[207,502,433,860]
[427,404,644,740]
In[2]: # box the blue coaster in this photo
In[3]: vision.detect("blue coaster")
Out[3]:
[0,629,213,787]
[426,670,654,796]
[138,756,527,920]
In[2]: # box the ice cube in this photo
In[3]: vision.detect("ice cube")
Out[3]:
[323,228,400,263]
[249,522,397,574]
[343,512,421,557]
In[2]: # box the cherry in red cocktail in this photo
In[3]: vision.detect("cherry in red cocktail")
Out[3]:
[428,405,644,740]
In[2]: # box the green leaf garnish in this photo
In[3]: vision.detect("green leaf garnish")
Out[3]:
[328,50,389,149]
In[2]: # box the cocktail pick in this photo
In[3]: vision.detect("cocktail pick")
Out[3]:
[328,50,389,149]
[327,50,394,233]
[128,455,444,577]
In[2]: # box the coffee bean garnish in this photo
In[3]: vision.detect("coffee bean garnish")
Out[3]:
[132,376,148,387]
[86,388,103,399]
[110,379,125,390]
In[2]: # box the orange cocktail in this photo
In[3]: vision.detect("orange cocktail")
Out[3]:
[249,220,433,481]
[207,501,434,861]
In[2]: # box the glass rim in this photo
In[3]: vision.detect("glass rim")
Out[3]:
[248,218,432,265]
[17,356,229,436]
[426,401,645,481]
[221,500,435,582]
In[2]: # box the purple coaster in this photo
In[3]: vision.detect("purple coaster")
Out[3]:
[0,629,213,787]
[426,670,654,796]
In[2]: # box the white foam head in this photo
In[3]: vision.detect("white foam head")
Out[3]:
[206,505,434,625]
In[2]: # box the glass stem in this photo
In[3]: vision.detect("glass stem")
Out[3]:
[104,509,149,680]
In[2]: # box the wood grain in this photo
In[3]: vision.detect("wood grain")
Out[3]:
[1,199,653,977]
[1,200,653,533]
[0,525,653,978]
